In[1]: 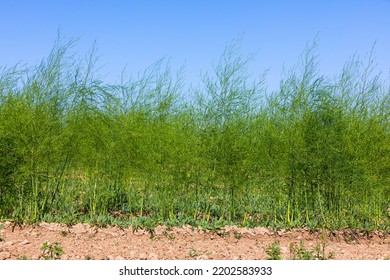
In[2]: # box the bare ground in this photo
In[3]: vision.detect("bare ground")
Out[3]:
[0,222,389,260]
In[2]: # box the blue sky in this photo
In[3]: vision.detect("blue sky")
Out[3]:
[1,0,389,92]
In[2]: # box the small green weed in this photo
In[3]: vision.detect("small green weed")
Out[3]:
[40,241,64,260]
[234,232,242,240]
[146,227,156,239]
[189,247,199,258]
[288,241,335,260]
[289,241,315,260]
[162,230,175,240]
[266,240,335,260]
[313,243,335,260]
[265,241,282,260]
[215,229,229,238]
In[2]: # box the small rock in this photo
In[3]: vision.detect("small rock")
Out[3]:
[115,256,125,260]
[4,241,14,246]
[138,253,147,260]
[21,240,30,245]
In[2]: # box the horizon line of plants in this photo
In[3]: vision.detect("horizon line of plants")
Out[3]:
[0,35,389,230]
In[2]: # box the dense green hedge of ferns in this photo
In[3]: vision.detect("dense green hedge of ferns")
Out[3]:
[0,36,389,230]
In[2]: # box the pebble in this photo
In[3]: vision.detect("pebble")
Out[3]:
[138,253,147,260]
[20,240,30,245]
[280,246,288,254]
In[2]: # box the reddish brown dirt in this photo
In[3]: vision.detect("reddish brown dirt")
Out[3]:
[0,222,389,260]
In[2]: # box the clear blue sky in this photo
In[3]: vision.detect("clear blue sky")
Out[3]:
[1,0,389,92]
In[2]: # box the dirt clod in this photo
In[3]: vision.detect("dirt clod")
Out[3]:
[0,251,11,260]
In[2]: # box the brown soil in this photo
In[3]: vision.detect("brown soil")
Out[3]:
[0,222,389,260]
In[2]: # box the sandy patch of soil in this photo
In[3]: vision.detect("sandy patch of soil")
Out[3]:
[0,222,389,260]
